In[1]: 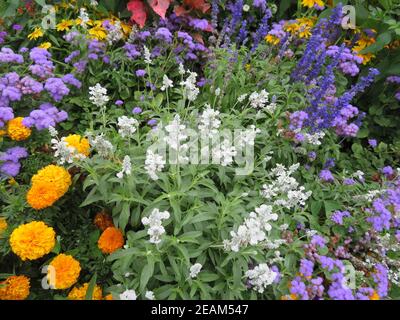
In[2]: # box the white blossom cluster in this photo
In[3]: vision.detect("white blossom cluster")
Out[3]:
[89,83,109,107]
[120,289,137,300]
[145,149,166,180]
[180,71,199,101]
[78,8,90,28]
[117,116,138,138]
[51,135,87,164]
[189,263,203,278]
[261,163,312,209]
[212,138,237,166]
[164,115,189,164]
[106,20,123,45]
[144,45,152,64]
[142,208,170,244]
[224,204,278,252]
[116,155,132,179]
[236,125,260,148]
[198,105,221,138]
[160,75,173,91]
[245,263,277,293]
[303,131,325,145]
[87,133,114,158]
[249,90,269,109]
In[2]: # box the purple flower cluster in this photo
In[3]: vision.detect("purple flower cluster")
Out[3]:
[44,77,70,101]
[0,147,28,177]
[0,47,24,64]
[331,210,351,225]
[326,45,362,76]
[22,103,68,130]
[319,169,334,183]
[29,47,54,78]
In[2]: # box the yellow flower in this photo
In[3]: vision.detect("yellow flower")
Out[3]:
[6,117,31,141]
[56,19,73,32]
[0,129,6,136]
[265,34,281,45]
[104,293,113,300]
[301,0,324,8]
[370,290,380,300]
[10,221,56,261]
[68,283,103,300]
[48,254,81,289]
[27,27,44,40]
[284,22,300,34]
[353,35,376,65]
[0,217,7,235]
[245,64,251,72]
[98,227,124,254]
[89,21,107,40]
[38,42,52,49]
[8,178,17,186]
[64,134,90,157]
[0,275,30,300]
[27,165,72,210]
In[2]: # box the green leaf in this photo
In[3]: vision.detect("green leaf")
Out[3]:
[360,32,392,54]
[85,273,97,300]
[140,258,154,292]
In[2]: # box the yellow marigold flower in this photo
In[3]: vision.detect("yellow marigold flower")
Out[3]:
[27,27,44,40]
[104,293,113,300]
[370,290,380,300]
[0,275,30,300]
[6,117,31,141]
[64,134,90,157]
[56,19,73,32]
[94,211,114,231]
[48,254,81,289]
[301,0,324,8]
[27,165,72,210]
[0,217,7,235]
[89,22,107,40]
[265,34,281,45]
[38,42,52,49]
[68,283,103,300]
[10,221,56,261]
[98,227,124,254]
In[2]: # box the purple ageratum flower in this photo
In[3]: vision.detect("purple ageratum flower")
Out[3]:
[331,210,351,225]
[12,24,23,31]
[289,111,308,130]
[0,147,28,162]
[65,50,80,64]
[367,198,392,232]
[0,47,24,64]
[294,133,305,142]
[381,166,394,178]
[368,139,377,148]
[155,27,173,43]
[290,276,309,300]
[189,18,209,31]
[0,161,21,177]
[115,100,124,106]
[102,55,110,64]
[372,264,388,298]
[62,74,82,89]
[44,77,70,101]
[343,178,356,186]
[22,103,68,130]
[328,273,354,300]
[29,47,54,77]
[0,106,14,127]
[386,76,400,85]
[73,60,87,73]
[0,31,7,44]
[319,169,334,183]
[20,76,43,94]
[147,119,157,126]
[299,259,314,277]
[136,69,146,77]
[323,158,335,169]
[308,151,317,162]
[311,235,326,248]
[271,265,281,283]
[132,107,142,114]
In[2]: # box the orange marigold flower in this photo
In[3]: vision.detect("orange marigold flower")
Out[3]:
[0,275,30,300]
[0,217,7,235]
[94,211,114,231]
[6,117,31,141]
[48,254,81,289]
[370,290,380,300]
[64,134,90,157]
[68,283,103,300]
[104,293,113,300]
[27,165,72,210]
[9,221,56,261]
[98,227,124,254]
